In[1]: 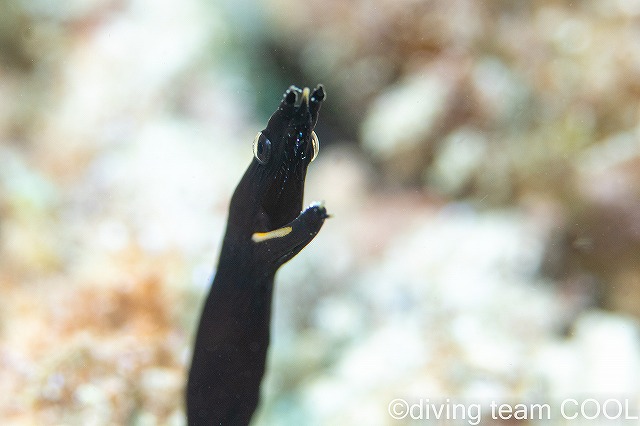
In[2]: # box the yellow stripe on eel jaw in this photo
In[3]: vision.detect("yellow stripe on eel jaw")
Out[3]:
[301,87,310,104]
[252,226,293,243]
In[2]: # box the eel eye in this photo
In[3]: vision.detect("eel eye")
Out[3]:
[310,131,320,162]
[253,132,271,165]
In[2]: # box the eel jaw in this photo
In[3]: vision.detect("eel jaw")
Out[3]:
[251,201,328,244]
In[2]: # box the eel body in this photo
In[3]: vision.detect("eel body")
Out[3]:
[186,85,328,425]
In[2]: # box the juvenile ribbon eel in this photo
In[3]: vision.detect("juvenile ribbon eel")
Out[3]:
[186,85,328,425]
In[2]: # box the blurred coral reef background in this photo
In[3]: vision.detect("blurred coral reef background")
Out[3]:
[1,0,640,424]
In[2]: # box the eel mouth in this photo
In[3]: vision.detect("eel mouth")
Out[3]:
[261,85,324,230]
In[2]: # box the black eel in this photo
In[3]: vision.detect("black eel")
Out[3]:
[186,85,328,425]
